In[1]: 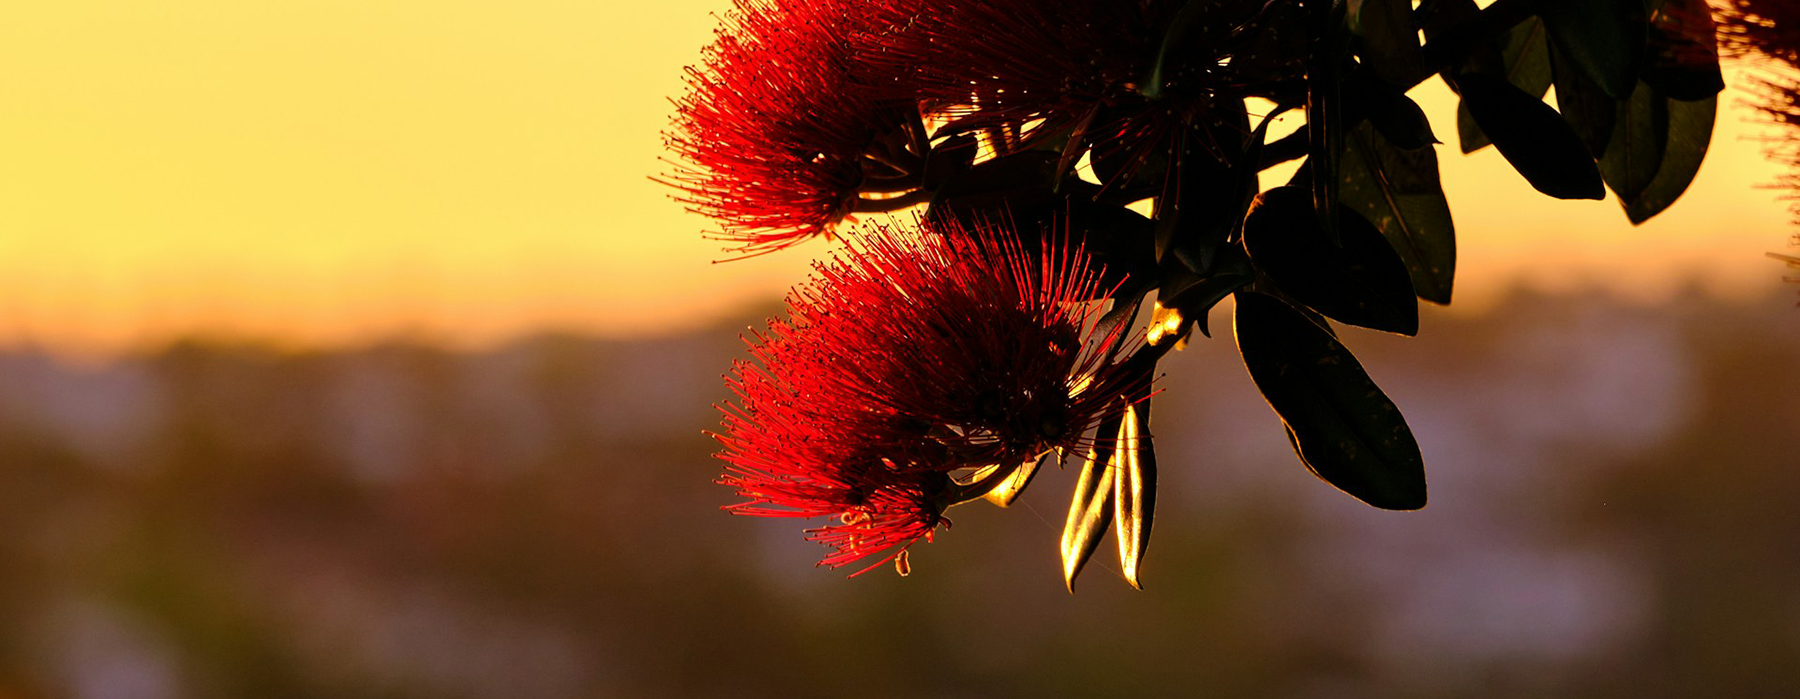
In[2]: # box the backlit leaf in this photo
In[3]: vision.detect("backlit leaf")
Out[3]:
[1061,408,1122,591]
[1456,71,1604,200]
[1243,186,1419,335]
[1619,91,1715,223]
[1111,399,1156,589]
[1234,292,1426,510]
[1338,122,1456,304]
[1456,17,1552,153]
[1541,0,1648,101]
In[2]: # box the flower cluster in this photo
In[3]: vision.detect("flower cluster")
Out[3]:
[662,0,929,255]
[714,221,1142,574]
[673,0,1783,587]
[664,0,1295,256]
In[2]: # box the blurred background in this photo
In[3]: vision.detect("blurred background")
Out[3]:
[1,1,1797,697]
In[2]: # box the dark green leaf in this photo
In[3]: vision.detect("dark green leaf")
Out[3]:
[1144,0,1210,100]
[1243,186,1419,335]
[1597,82,1669,204]
[1159,245,1255,338]
[1061,407,1122,591]
[1156,103,1255,270]
[1372,92,1437,150]
[1090,105,1171,198]
[1456,71,1605,199]
[1347,68,1438,150]
[1338,122,1457,304]
[1350,0,1426,86]
[1111,398,1155,589]
[1617,89,1715,223]
[1154,133,1228,266]
[1233,292,1426,510]
[1550,40,1620,157]
[1541,0,1648,101]
[1456,17,1552,153]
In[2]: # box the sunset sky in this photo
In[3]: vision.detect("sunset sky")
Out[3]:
[0,1,1793,357]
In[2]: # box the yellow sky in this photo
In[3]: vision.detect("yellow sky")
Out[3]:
[0,1,1792,357]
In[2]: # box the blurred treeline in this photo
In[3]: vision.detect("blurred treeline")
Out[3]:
[0,287,1796,699]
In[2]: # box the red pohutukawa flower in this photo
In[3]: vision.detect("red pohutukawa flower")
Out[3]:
[663,0,932,256]
[714,220,1145,574]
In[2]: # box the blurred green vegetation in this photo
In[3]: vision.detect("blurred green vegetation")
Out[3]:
[0,287,1796,698]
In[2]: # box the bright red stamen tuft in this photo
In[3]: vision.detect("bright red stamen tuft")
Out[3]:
[714,219,1144,573]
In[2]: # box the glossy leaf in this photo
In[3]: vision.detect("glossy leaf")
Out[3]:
[979,450,1054,508]
[1061,408,1122,591]
[1541,0,1648,101]
[1234,292,1426,510]
[1338,122,1456,304]
[1456,17,1552,153]
[1243,186,1419,335]
[1111,398,1156,589]
[1456,71,1605,200]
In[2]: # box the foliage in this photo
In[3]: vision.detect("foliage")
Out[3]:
[667,0,1750,587]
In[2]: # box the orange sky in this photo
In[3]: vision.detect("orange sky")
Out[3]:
[0,1,1793,357]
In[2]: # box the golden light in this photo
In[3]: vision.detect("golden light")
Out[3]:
[0,1,1791,359]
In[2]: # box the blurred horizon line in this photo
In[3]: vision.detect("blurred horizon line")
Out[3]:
[6,270,1793,365]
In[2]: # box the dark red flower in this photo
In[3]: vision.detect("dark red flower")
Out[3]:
[717,362,953,574]
[791,223,1142,467]
[663,0,931,256]
[714,220,1144,574]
